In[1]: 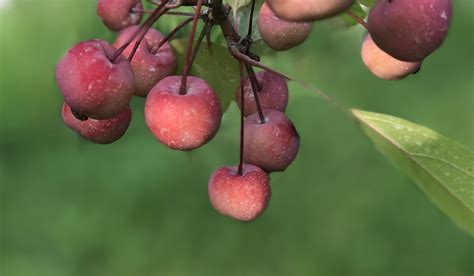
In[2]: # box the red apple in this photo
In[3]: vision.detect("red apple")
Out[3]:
[244,109,300,172]
[56,39,135,119]
[258,3,313,51]
[235,70,289,116]
[114,26,177,97]
[266,0,355,22]
[368,0,452,61]
[362,35,422,80]
[208,164,271,221]
[145,76,222,151]
[97,0,143,31]
[62,102,132,144]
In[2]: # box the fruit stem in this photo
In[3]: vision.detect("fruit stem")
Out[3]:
[246,64,262,92]
[244,64,265,124]
[345,10,368,30]
[238,61,245,176]
[246,0,257,38]
[110,0,168,63]
[151,17,194,54]
[179,0,204,95]
[128,7,169,62]
[190,22,211,66]
[133,8,194,17]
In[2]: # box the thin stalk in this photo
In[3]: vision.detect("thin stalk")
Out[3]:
[238,61,246,175]
[151,17,194,54]
[110,0,167,62]
[345,10,369,30]
[179,0,204,95]
[246,0,257,38]
[189,23,210,66]
[128,7,169,62]
[244,63,265,124]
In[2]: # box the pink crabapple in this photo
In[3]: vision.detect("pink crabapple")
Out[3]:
[235,70,289,116]
[114,25,178,97]
[62,102,132,144]
[368,0,452,61]
[208,164,271,222]
[97,0,144,31]
[258,3,313,51]
[56,39,135,120]
[145,76,222,151]
[266,0,355,22]
[244,109,300,172]
[362,35,422,81]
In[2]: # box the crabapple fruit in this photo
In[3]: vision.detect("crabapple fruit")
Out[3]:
[55,39,135,119]
[145,76,222,151]
[362,35,422,81]
[266,0,355,22]
[62,102,132,144]
[258,3,313,51]
[368,0,452,61]
[97,0,143,31]
[114,26,177,97]
[235,70,289,116]
[208,164,271,222]
[244,109,300,172]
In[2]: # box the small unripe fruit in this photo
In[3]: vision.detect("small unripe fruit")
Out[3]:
[368,0,452,61]
[244,109,300,172]
[258,3,313,51]
[145,76,222,151]
[362,35,422,81]
[56,39,135,119]
[266,0,355,22]
[97,0,143,31]
[114,26,177,97]
[235,70,289,116]
[208,164,271,222]
[62,102,132,144]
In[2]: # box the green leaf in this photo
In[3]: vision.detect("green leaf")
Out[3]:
[353,110,474,236]
[171,38,239,111]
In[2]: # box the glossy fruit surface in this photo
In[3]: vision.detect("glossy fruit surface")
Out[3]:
[258,3,313,51]
[235,70,289,116]
[244,109,300,172]
[62,102,132,144]
[97,0,143,31]
[145,76,222,151]
[362,35,422,80]
[208,164,271,222]
[368,0,452,61]
[56,39,135,119]
[114,26,177,97]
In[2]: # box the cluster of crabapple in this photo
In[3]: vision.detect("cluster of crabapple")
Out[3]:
[55,0,452,222]
[260,0,452,80]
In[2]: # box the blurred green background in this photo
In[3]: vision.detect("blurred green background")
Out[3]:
[1,0,473,275]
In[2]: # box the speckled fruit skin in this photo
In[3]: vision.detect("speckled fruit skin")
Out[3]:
[114,26,177,97]
[145,76,222,151]
[266,0,355,22]
[62,103,132,144]
[208,164,271,222]
[56,39,135,119]
[368,0,452,61]
[362,35,422,81]
[244,109,300,172]
[258,3,313,51]
[97,0,143,31]
[235,71,289,117]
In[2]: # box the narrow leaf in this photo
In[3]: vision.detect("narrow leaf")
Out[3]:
[353,110,474,236]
